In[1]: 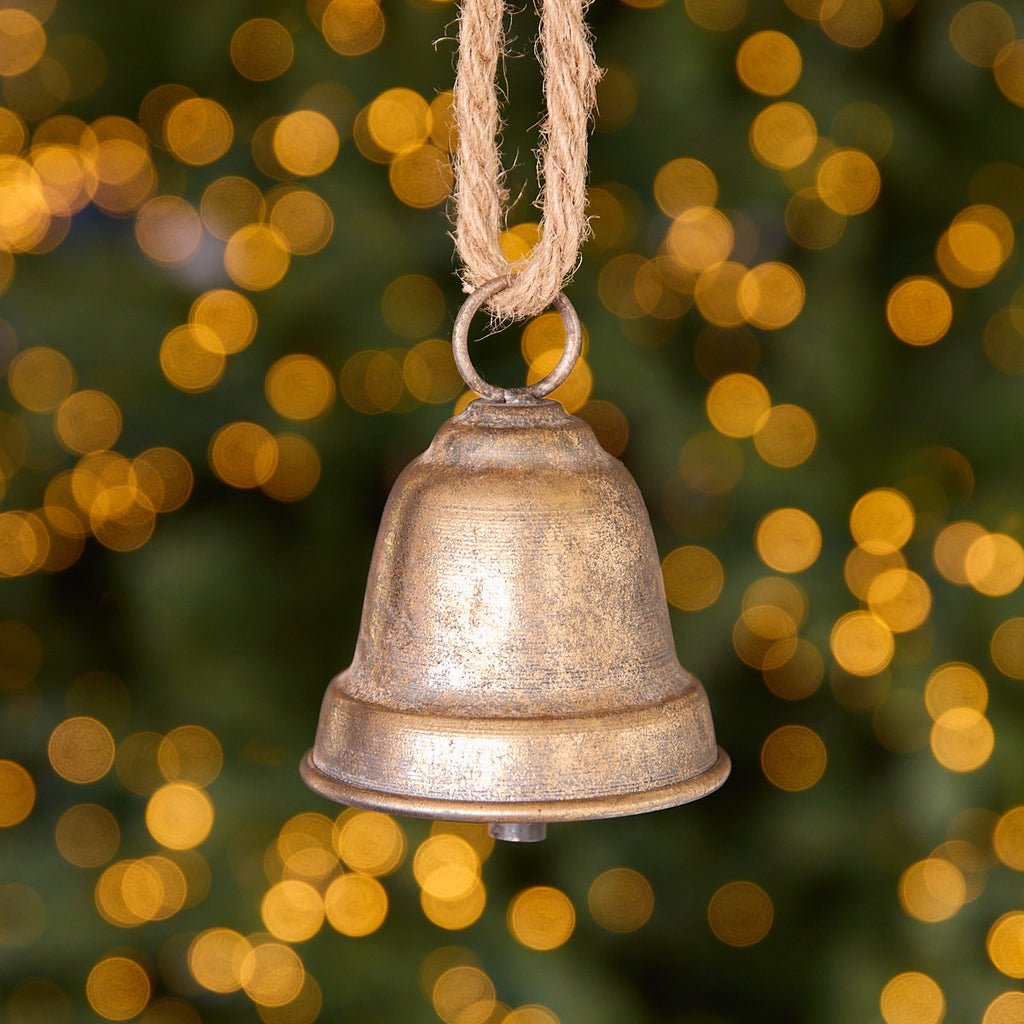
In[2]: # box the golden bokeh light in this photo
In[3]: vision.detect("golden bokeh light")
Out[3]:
[403,339,463,405]
[527,348,592,413]
[273,811,337,884]
[134,195,202,266]
[421,878,487,931]
[991,618,1024,678]
[432,966,496,1024]
[984,307,1024,375]
[950,2,1015,67]
[224,223,291,291]
[366,87,430,154]
[733,602,799,672]
[382,274,445,339]
[755,507,822,573]
[189,288,257,355]
[389,143,453,208]
[933,520,987,584]
[85,956,150,1021]
[879,972,945,1024]
[507,886,575,950]
[706,372,770,438]
[200,176,266,242]
[653,157,717,216]
[131,447,194,514]
[735,30,801,96]
[240,941,305,1007]
[694,260,748,327]
[209,421,278,489]
[964,532,1024,596]
[505,1007,560,1024]
[188,928,251,993]
[866,568,931,633]
[753,403,816,468]
[321,0,385,56]
[993,807,1024,871]
[334,809,406,875]
[340,349,405,414]
[984,992,1024,1024]
[750,102,817,170]
[265,354,336,421]
[165,97,233,166]
[159,324,226,394]
[0,759,34,826]
[54,389,121,455]
[830,611,895,676]
[661,544,724,611]
[145,782,214,849]
[8,345,75,412]
[268,186,334,255]
[762,638,825,700]
[0,510,49,576]
[261,879,325,943]
[588,868,655,933]
[850,488,914,553]
[429,821,494,863]
[666,205,734,271]
[737,262,805,329]
[760,724,826,791]
[261,433,321,502]
[816,148,880,215]
[924,662,988,721]
[988,912,1024,978]
[157,724,222,786]
[898,857,966,923]
[886,277,953,346]
[684,0,746,31]
[7,977,71,1024]
[0,9,46,78]
[230,18,294,81]
[707,880,773,946]
[255,974,322,1024]
[47,715,114,783]
[414,834,480,901]
[273,110,339,177]
[324,872,389,936]
[55,802,119,867]
[930,708,994,772]
[821,0,884,48]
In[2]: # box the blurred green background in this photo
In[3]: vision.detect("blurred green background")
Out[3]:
[2,0,1024,1021]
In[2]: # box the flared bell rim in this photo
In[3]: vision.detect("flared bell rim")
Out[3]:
[300,746,730,824]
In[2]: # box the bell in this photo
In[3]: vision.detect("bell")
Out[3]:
[301,282,729,840]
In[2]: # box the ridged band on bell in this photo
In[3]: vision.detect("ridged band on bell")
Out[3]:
[301,398,729,823]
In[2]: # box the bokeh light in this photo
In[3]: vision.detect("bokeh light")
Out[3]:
[507,886,575,950]
[707,881,773,946]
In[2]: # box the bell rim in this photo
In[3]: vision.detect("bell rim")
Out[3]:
[300,746,730,824]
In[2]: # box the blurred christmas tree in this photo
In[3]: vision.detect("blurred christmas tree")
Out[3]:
[1,0,1024,1022]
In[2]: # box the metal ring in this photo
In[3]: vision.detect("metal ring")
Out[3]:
[451,278,583,404]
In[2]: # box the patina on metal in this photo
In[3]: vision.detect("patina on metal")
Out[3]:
[301,280,729,841]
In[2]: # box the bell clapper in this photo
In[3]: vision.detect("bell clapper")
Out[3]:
[489,822,548,842]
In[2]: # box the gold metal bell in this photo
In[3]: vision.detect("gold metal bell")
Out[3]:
[301,282,729,840]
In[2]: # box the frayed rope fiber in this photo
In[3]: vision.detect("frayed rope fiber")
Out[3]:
[453,0,602,321]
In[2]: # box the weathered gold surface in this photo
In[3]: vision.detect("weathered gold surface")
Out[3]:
[302,398,729,824]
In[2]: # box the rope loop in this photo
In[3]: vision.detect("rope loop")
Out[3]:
[453,0,602,322]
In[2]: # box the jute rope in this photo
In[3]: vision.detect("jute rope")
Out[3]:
[453,0,602,321]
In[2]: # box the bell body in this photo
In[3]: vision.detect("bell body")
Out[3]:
[301,398,729,824]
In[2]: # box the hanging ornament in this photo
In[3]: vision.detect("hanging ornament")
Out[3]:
[302,0,729,841]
